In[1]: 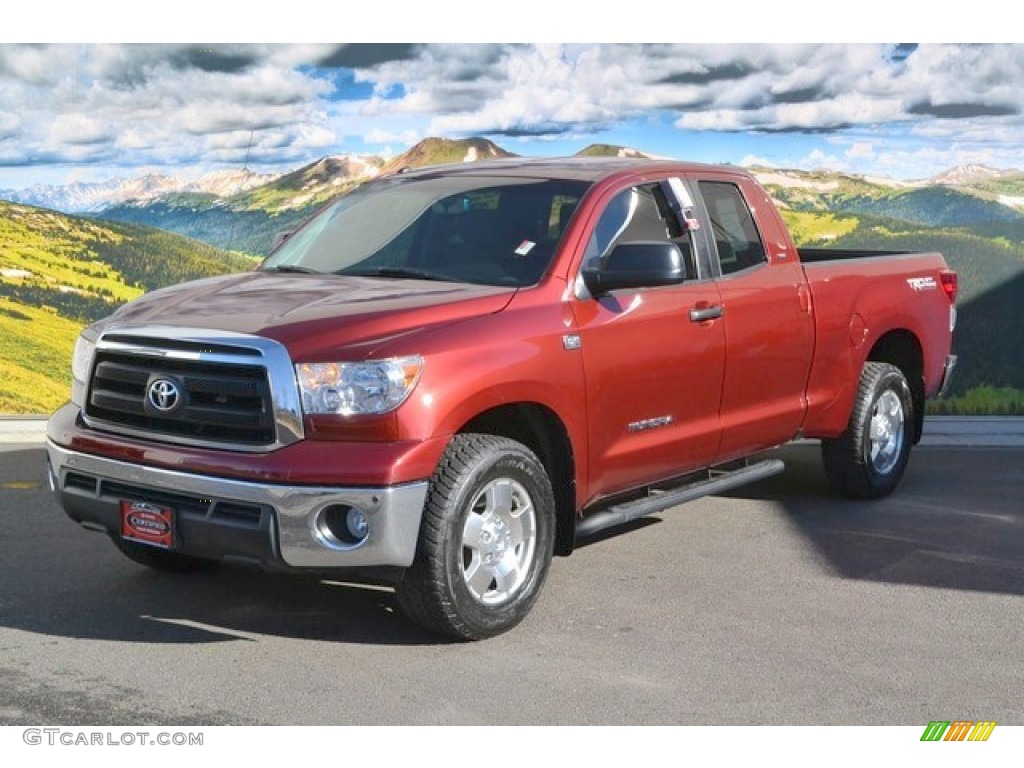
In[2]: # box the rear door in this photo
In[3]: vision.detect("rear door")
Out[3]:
[571,179,726,502]
[692,175,814,460]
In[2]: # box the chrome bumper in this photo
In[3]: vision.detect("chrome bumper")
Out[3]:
[46,440,428,569]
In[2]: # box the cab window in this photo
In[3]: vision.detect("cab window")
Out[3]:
[582,183,693,275]
[698,181,766,275]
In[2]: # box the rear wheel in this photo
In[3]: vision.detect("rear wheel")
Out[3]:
[114,538,218,574]
[821,361,914,499]
[396,434,555,640]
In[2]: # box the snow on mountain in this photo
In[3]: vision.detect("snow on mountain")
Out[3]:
[183,169,280,197]
[1,169,281,213]
[1,174,180,213]
[752,170,840,192]
[930,164,1009,186]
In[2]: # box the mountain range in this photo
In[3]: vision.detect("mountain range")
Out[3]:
[8,139,1024,228]
[1,168,279,215]
[8,137,1024,257]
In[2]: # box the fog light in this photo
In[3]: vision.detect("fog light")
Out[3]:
[319,504,370,547]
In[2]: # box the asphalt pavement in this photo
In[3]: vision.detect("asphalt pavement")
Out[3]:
[1,438,1022,725]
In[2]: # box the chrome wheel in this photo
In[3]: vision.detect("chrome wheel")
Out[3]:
[868,389,905,475]
[460,478,537,606]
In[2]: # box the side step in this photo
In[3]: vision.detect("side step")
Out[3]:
[575,459,785,540]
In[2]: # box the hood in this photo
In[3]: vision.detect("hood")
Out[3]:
[105,271,516,359]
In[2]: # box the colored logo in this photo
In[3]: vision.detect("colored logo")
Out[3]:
[147,378,181,412]
[920,721,996,742]
[126,509,171,538]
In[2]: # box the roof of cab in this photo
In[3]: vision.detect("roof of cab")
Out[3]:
[385,156,749,183]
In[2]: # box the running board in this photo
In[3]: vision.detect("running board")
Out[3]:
[575,459,785,540]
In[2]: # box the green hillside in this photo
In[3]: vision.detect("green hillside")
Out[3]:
[778,210,860,245]
[574,144,651,158]
[833,187,1024,228]
[380,137,514,173]
[100,201,308,259]
[0,200,255,413]
[0,300,83,412]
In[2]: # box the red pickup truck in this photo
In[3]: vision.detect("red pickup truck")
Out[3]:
[47,158,957,639]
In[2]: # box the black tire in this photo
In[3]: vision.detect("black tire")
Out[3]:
[114,538,218,574]
[396,434,556,640]
[821,361,914,499]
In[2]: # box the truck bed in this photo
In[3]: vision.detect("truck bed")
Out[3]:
[798,247,911,263]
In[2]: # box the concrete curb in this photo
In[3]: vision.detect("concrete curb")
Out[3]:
[2,415,1023,448]
[0,416,48,444]
[917,416,1024,448]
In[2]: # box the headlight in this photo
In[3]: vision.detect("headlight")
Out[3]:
[296,356,424,415]
[71,333,97,406]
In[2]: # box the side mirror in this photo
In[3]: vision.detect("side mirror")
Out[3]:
[582,241,688,295]
[272,230,294,250]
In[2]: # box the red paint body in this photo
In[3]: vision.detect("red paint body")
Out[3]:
[50,160,956,517]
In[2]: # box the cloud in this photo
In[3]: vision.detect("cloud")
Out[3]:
[800,148,850,172]
[907,101,1018,119]
[846,142,875,159]
[318,44,420,70]
[7,43,1024,180]
[656,62,760,86]
[364,128,420,145]
[0,45,337,169]
[49,114,113,145]
[0,112,20,140]
[354,43,1024,144]
[168,46,261,74]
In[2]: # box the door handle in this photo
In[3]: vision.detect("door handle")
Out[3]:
[689,304,724,323]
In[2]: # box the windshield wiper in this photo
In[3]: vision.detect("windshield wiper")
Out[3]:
[341,267,454,282]
[263,264,321,274]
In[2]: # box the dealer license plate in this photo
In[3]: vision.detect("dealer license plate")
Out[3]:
[120,500,175,549]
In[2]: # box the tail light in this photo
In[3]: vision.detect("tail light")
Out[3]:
[940,270,958,303]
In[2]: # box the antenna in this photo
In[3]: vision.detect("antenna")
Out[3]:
[224,129,255,255]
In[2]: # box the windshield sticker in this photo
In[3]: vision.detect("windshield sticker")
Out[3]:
[515,240,536,257]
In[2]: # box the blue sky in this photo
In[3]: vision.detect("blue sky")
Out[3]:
[3,42,1024,188]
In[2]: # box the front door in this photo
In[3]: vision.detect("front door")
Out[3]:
[571,180,726,503]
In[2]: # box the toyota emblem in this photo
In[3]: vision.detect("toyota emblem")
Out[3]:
[147,378,181,412]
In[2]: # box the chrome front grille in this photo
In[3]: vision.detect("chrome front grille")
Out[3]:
[87,352,275,445]
[81,326,304,452]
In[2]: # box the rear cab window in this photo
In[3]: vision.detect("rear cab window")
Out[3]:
[697,181,767,276]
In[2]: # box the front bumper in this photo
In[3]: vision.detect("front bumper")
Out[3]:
[47,440,428,570]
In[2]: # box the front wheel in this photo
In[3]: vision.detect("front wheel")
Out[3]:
[396,434,556,640]
[821,361,914,499]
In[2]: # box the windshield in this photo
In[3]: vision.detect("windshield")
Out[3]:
[261,175,590,287]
